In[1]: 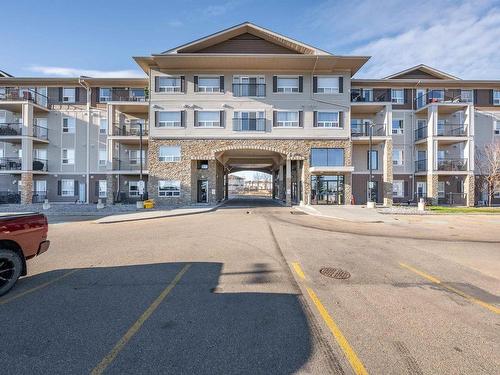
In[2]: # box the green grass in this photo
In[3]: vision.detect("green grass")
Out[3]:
[428,206,500,214]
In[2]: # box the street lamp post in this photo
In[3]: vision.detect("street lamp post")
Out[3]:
[368,122,374,205]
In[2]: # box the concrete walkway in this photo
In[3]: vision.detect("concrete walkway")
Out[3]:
[294,204,397,223]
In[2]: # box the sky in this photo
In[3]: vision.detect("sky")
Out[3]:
[1,0,499,79]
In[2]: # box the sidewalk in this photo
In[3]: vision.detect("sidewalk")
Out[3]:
[294,204,396,223]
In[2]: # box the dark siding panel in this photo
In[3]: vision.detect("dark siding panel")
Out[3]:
[338,77,343,93]
[393,89,413,109]
[193,76,199,92]
[272,76,277,93]
[475,89,492,106]
[219,76,225,92]
[312,76,318,93]
[298,76,303,93]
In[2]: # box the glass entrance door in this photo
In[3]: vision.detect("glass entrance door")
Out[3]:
[197,180,208,203]
[311,175,344,205]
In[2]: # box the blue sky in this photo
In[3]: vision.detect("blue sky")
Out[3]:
[2,0,499,79]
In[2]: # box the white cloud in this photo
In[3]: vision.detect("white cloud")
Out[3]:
[167,20,183,28]
[28,66,145,78]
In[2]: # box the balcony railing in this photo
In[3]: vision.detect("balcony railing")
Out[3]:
[232,118,266,132]
[437,158,467,171]
[0,191,20,204]
[415,126,428,141]
[438,193,467,206]
[33,158,48,172]
[112,158,148,171]
[0,87,49,107]
[436,123,466,137]
[232,83,266,97]
[32,191,48,203]
[0,122,22,136]
[0,157,22,170]
[415,159,427,172]
[351,89,391,102]
[416,89,473,109]
[99,88,147,102]
[33,125,48,140]
[112,123,149,136]
[351,123,386,137]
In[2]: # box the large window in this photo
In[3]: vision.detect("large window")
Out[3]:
[99,118,107,134]
[99,88,111,102]
[159,146,181,162]
[276,111,299,127]
[391,89,404,104]
[98,149,106,166]
[367,150,378,170]
[156,111,182,127]
[158,180,181,197]
[393,149,403,166]
[157,76,182,92]
[129,150,146,164]
[316,112,340,128]
[129,181,139,197]
[461,90,473,103]
[62,117,76,133]
[316,76,340,93]
[62,149,75,165]
[62,87,76,103]
[310,148,344,167]
[98,180,107,198]
[232,76,265,97]
[196,111,220,127]
[276,76,300,93]
[61,179,74,196]
[392,119,404,134]
[438,181,446,198]
[197,77,220,92]
[393,181,404,198]
[494,90,500,105]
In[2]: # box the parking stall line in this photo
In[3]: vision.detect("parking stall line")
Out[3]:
[291,262,369,375]
[399,262,500,315]
[0,269,79,305]
[90,263,191,375]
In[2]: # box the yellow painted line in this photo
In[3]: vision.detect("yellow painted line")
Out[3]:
[0,269,79,305]
[306,287,369,375]
[291,262,306,280]
[90,264,191,375]
[399,262,500,315]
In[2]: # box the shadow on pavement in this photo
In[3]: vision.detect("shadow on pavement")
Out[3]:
[0,262,314,375]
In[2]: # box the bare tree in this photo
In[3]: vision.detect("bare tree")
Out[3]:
[475,143,500,206]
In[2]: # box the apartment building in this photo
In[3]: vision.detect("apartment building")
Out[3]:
[1,22,499,207]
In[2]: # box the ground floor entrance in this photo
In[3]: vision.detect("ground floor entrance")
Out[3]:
[197,180,208,203]
[310,175,345,205]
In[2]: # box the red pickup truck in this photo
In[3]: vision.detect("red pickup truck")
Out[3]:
[0,213,50,296]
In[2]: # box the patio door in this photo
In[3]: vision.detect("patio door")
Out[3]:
[417,182,426,198]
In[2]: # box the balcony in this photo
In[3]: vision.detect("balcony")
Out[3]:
[113,158,148,171]
[415,159,427,172]
[112,123,149,136]
[33,124,48,140]
[414,126,428,141]
[0,157,22,171]
[416,89,473,109]
[437,123,466,137]
[33,158,48,172]
[351,89,391,102]
[100,88,147,103]
[351,123,386,137]
[438,193,467,206]
[232,83,266,97]
[232,118,266,132]
[437,158,467,171]
[0,122,22,136]
[0,87,48,108]
[0,191,20,204]
[32,191,48,203]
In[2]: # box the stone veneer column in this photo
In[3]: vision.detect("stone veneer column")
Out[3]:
[465,173,475,207]
[285,158,292,206]
[426,174,439,205]
[278,164,284,201]
[20,172,33,205]
[383,139,393,206]
[106,174,116,205]
[344,173,352,205]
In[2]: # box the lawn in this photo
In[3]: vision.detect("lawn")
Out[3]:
[428,206,500,214]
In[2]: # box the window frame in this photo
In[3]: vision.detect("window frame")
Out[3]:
[392,119,404,134]
[391,89,405,104]
[275,110,300,128]
[156,111,182,128]
[494,120,500,135]
[99,118,108,134]
[197,76,221,93]
[62,117,76,134]
[61,148,75,165]
[128,181,139,197]
[316,111,340,128]
[62,87,76,103]
[494,90,500,105]
[392,149,404,166]
[438,181,446,198]
[310,148,345,167]
[367,150,379,170]
[393,180,404,198]
[98,149,107,167]
[99,88,111,102]
[158,180,181,197]
[159,146,181,162]
[316,76,340,94]
[276,76,300,93]
[157,76,182,93]
[196,110,221,128]
[98,180,107,198]
[61,179,74,197]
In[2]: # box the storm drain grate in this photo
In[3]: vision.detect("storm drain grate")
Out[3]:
[320,267,351,280]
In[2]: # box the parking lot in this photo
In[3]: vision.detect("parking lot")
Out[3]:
[1,198,499,374]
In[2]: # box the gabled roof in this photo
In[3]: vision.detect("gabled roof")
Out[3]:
[161,22,332,55]
[0,70,13,78]
[383,64,460,80]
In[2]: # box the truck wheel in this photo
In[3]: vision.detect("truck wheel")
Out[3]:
[0,249,23,297]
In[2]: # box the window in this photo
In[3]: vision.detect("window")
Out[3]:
[156,111,182,127]
[367,150,378,170]
[393,149,403,166]
[62,117,76,133]
[232,76,265,97]
[392,119,404,134]
[61,179,74,196]
[391,89,404,104]
[98,180,107,198]
[99,118,107,134]
[494,120,500,135]
[157,76,182,92]
[461,90,473,103]
[438,181,445,198]
[62,87,76,103]
[276,111,299,127]
[196,111,220,127]
[310,148,344,167]
[0,110,6,121]
[494,182,500,198]
[316,112,340,128]
[129,181,139,197]
[494,90,500,105]
[130,88,146,101]
[62,149,75,165]
[158,180,181,197]
[316,76,339,93]
[99,88,111,102]
[393,181,404,198]
[159,146,181,162]
[98,150,107,166]
[197,77,220,92]
[429,90,444,102]
[197,160,209,170]
[277,77,299,93]
[129,150,146,164]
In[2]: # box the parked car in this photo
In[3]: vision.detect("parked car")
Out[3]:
[0,213,50,296]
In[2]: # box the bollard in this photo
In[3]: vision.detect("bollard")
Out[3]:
[42,199,51,210]
[418,198,426,211]
[97,199,105,209]
[366,201,376,209]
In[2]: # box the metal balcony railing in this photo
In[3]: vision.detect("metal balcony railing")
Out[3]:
[436,158,467,171]
[99,88,147,102]
[415,159,427,172]
[0,122,22,136]
[0,87,49,107]
[0,191,20,204]
[33,158,48,172]
[436,123,466,137]
[0,157,22,170]
[112,123,149,136]
[414,126,428,141]
[351,89,391,102]
[351,123,386,137]
[32,191,48,203]
[33,125,48,140]
[232,118,266,132]
[438,193,467,206]
[112,158,148,170]
[232,83,266,97]
[416,89,473,109]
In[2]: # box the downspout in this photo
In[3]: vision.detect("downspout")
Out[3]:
[412,80,421,201]
[79,77,91,204]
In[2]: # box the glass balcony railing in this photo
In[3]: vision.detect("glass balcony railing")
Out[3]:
[32,191,48,203]
[415,159,427,172]
[0,157,22,170]
[351,89,391,102]
[112,123,149,136]
[436,123,467,137]
[113,158,148,170]
[351,123,386,137]
[232,118,266,131]
[0,122,22,136]
[437,158,467,171]
[0,87,49,107]
[232,83,266,97]
[99,88,147,102]
[33,124,48,140]
[414,126,428,141]
[416,89,473,109]
[33,158,48,172]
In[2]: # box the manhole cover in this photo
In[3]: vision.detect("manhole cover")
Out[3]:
[320,267,351,279]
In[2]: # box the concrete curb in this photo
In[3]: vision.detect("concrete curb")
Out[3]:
[293,205,385,224]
